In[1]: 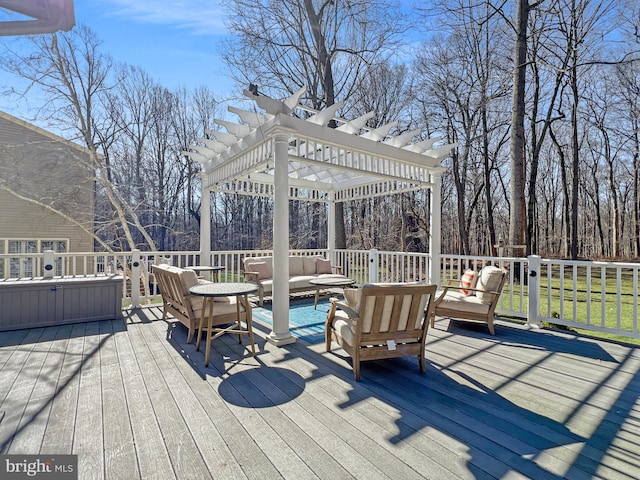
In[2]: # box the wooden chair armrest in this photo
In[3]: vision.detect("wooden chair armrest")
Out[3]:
[330,298,359,319]
[434,286,450,306]
[331,265,343,274]
[459,286,502,296]
[437,284,456,295]
[244,271,260,282]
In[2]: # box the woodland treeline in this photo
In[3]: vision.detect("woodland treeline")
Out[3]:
[1,0,639,260]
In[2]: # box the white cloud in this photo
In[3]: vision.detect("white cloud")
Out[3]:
[95,0,228,34]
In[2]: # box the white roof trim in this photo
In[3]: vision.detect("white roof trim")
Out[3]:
[0,110,100,159]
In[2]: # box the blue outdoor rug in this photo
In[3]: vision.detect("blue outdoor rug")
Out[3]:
[252,299,331,343]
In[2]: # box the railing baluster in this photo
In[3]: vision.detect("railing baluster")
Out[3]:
[601,267,606,328]
[586,265,592,326]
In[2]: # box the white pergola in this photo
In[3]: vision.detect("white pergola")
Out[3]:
[184,86,456,346]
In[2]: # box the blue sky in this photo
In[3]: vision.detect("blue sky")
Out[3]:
[75,0,232,92]
[0,0,238,120]
[0,0,420,122]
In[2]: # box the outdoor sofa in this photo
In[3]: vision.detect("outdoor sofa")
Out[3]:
[243,255,346,306]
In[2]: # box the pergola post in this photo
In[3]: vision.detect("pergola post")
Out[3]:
[327,191,336,262]
[199,181,211,266]
[267,132,295,346]
[429,171,442,287]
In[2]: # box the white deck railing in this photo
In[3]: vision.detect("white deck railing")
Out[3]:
[532,256,640,338]
[1,249,638,339]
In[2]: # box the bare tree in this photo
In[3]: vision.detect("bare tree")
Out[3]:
[508,0,544,255]
[0,25,157,251]
[222,0,406,249]
[173,85,223,250]
[414,0,512,256]
[553,0,624,258]
[616,63,640,257]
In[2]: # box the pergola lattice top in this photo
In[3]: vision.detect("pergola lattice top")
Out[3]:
[184,86,456,202]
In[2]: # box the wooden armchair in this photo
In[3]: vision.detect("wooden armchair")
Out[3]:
[432,266,507,335]
[325,283,437,381]
[152,264,249,344]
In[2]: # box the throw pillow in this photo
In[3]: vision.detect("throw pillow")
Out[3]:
[343,287,362,310]
[178,269,199,294]
[250,262,270,280]
[458,269,477,296]
[476,266,504,304]
[316,258,333,274]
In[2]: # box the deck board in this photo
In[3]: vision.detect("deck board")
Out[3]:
[1,307,640,479]
[41,322,85,454]
[130,315,213,480]
[101,320,140,480]
[138,322,249,480]
[113,318,177,480]
[73,321,106,480]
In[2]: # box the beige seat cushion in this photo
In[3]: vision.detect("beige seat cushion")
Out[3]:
[245,257,274,278]
[178,268,229,303]
[177,268,202,293]
[343,287,362,310]
[437,290,490,314]
[259,278,274,293]
[475,266,504,304]
[289,276,314,290]
[303,255,324,275]
[289,256,305,276]
[189,296,241,320]
[331,312,357,346]
[249,262,270,280]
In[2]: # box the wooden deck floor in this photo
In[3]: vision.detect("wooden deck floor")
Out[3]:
[1,307,639,479]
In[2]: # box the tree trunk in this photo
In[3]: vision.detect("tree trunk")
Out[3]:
[482,107,496,255]
[569,11,580,259]
[634,126,640,257]
[508,0,529,250]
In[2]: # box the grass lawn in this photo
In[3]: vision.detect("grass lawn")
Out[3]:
[500,264,639,346]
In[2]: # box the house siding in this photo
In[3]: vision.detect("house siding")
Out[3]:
[0,112,96,255]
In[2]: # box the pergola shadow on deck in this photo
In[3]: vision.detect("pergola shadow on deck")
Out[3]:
[1,308,639,479]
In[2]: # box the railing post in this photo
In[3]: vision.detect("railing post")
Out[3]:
[527,255,541,328]
[43,250,55,278]
[131,249,142,308]
[368,248,378,283]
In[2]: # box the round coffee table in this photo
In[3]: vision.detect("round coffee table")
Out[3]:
[309,277,356,309]
[189,282,259,366]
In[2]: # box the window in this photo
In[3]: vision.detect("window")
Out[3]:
[2,239,68,278]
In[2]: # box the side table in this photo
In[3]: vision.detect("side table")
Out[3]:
[189,265,225,282]
[189,282,258,367]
